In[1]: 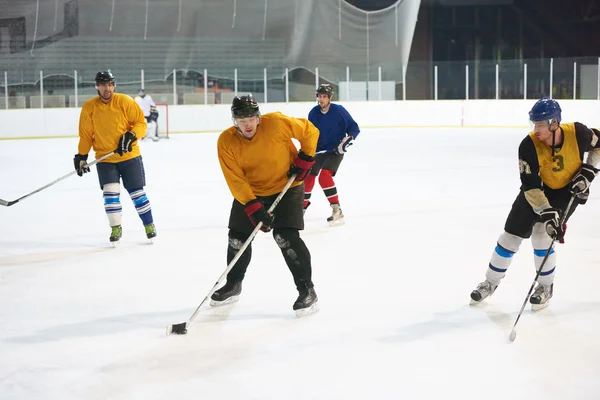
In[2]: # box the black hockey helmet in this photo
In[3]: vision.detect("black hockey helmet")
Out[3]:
[316,84,334,99]
[95,70,116,85]
[231,95,260,119]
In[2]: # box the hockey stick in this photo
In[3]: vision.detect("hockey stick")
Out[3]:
[167,174,298,335]
[509,194,576,342]
[0,151,115,207]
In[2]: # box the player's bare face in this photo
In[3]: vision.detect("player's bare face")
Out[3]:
[236,116,260,139]
[532,120,553,143]
[97,82,115,103]
[317,94,331,111]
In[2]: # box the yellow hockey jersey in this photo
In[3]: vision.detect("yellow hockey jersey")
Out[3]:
[528,122,581,189]
[217,112,319,205]
[78,93,147,163]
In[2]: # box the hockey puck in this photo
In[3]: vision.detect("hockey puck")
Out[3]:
[167,322,188,335]
[509,330,517,342]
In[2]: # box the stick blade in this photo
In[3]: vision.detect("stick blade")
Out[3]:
[509,330,517,342]
[0,199,18,207]
[166,322,188,335]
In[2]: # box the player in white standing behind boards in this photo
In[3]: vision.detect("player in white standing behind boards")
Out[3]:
[305,84,360,226]
[470,98,600,310]
[213,95,320,316]
[134,88,159,142]
[74,71,157,246]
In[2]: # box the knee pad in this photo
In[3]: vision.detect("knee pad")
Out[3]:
[273,228,299,249]
[103,182,120,194]
[228,231,249,250]
[497,231,524,253]
[531,222,553,249]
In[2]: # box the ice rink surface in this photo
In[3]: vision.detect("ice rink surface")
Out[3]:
[1,127,599,399]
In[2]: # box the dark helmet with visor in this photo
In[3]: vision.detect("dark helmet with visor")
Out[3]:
[316,84,334,99]
[95,70,116,86]
[231,95,260,119]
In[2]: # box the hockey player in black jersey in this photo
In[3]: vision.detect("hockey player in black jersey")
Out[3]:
[470,98,600,310]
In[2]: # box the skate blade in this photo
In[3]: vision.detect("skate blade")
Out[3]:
[111,241,121,248]
[210,295,240,307]
[531,301,550,312]
[469,298,482,306]
[295,301,320,317]
[328,218,345,227]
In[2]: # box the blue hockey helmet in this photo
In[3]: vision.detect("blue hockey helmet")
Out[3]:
[528,98,561,124]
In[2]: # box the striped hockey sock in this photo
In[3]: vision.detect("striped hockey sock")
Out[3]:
[318,169,339,205]
[303,174,316,209]
[128,187,154,226]
[103,183,122,227]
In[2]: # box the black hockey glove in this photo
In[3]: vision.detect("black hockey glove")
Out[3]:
[73,153,90,177]
[571,163,598,196]
[116,131,137,156]
[288,151,315,182]
[244,199,274,232]
[334,135,353,155]
[150,106,159,122]
[540,207,564,240]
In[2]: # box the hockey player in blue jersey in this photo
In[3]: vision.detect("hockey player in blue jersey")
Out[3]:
[305,84,360,226]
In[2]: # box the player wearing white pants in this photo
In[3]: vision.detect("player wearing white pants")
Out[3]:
[135,89,159,141]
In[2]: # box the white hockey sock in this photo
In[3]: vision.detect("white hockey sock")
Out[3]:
[103,183,122,227]
[531,222,556,287]
[486,231,523,285]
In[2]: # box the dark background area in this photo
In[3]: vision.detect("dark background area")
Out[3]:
[347,0,600,60]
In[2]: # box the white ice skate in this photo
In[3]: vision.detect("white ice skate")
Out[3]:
[470,280,497,305]
[530,283,553,311]
[327,203,345,227]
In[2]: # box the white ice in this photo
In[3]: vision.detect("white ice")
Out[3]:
[1,128,600,400]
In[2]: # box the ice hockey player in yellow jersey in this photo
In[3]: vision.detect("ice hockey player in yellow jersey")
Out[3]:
[470,98,600,310]
[214,94,320,316]
[74,71,157,245]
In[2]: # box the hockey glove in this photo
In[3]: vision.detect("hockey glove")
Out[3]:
[116,131,137,156]
[73,153,90,177]
[334,135,354,155]
[540,207,564,240]
[245,199,274,232]
[571,163,598,195]
[150,106,159,122]
[288,151,315,182]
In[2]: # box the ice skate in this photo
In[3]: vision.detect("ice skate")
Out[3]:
[530,283,553,311]
[210,281,242,307]
[293,287,319,317]
[145,223,157,242]
[110,225,122,247]
[327,203,345,227]
[470,280,497,304]
[303,201,311,216]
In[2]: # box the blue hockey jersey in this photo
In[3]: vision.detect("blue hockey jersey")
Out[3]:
[308,103,360,153]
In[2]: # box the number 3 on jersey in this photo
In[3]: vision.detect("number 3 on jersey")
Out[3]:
[552,155,564,172]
